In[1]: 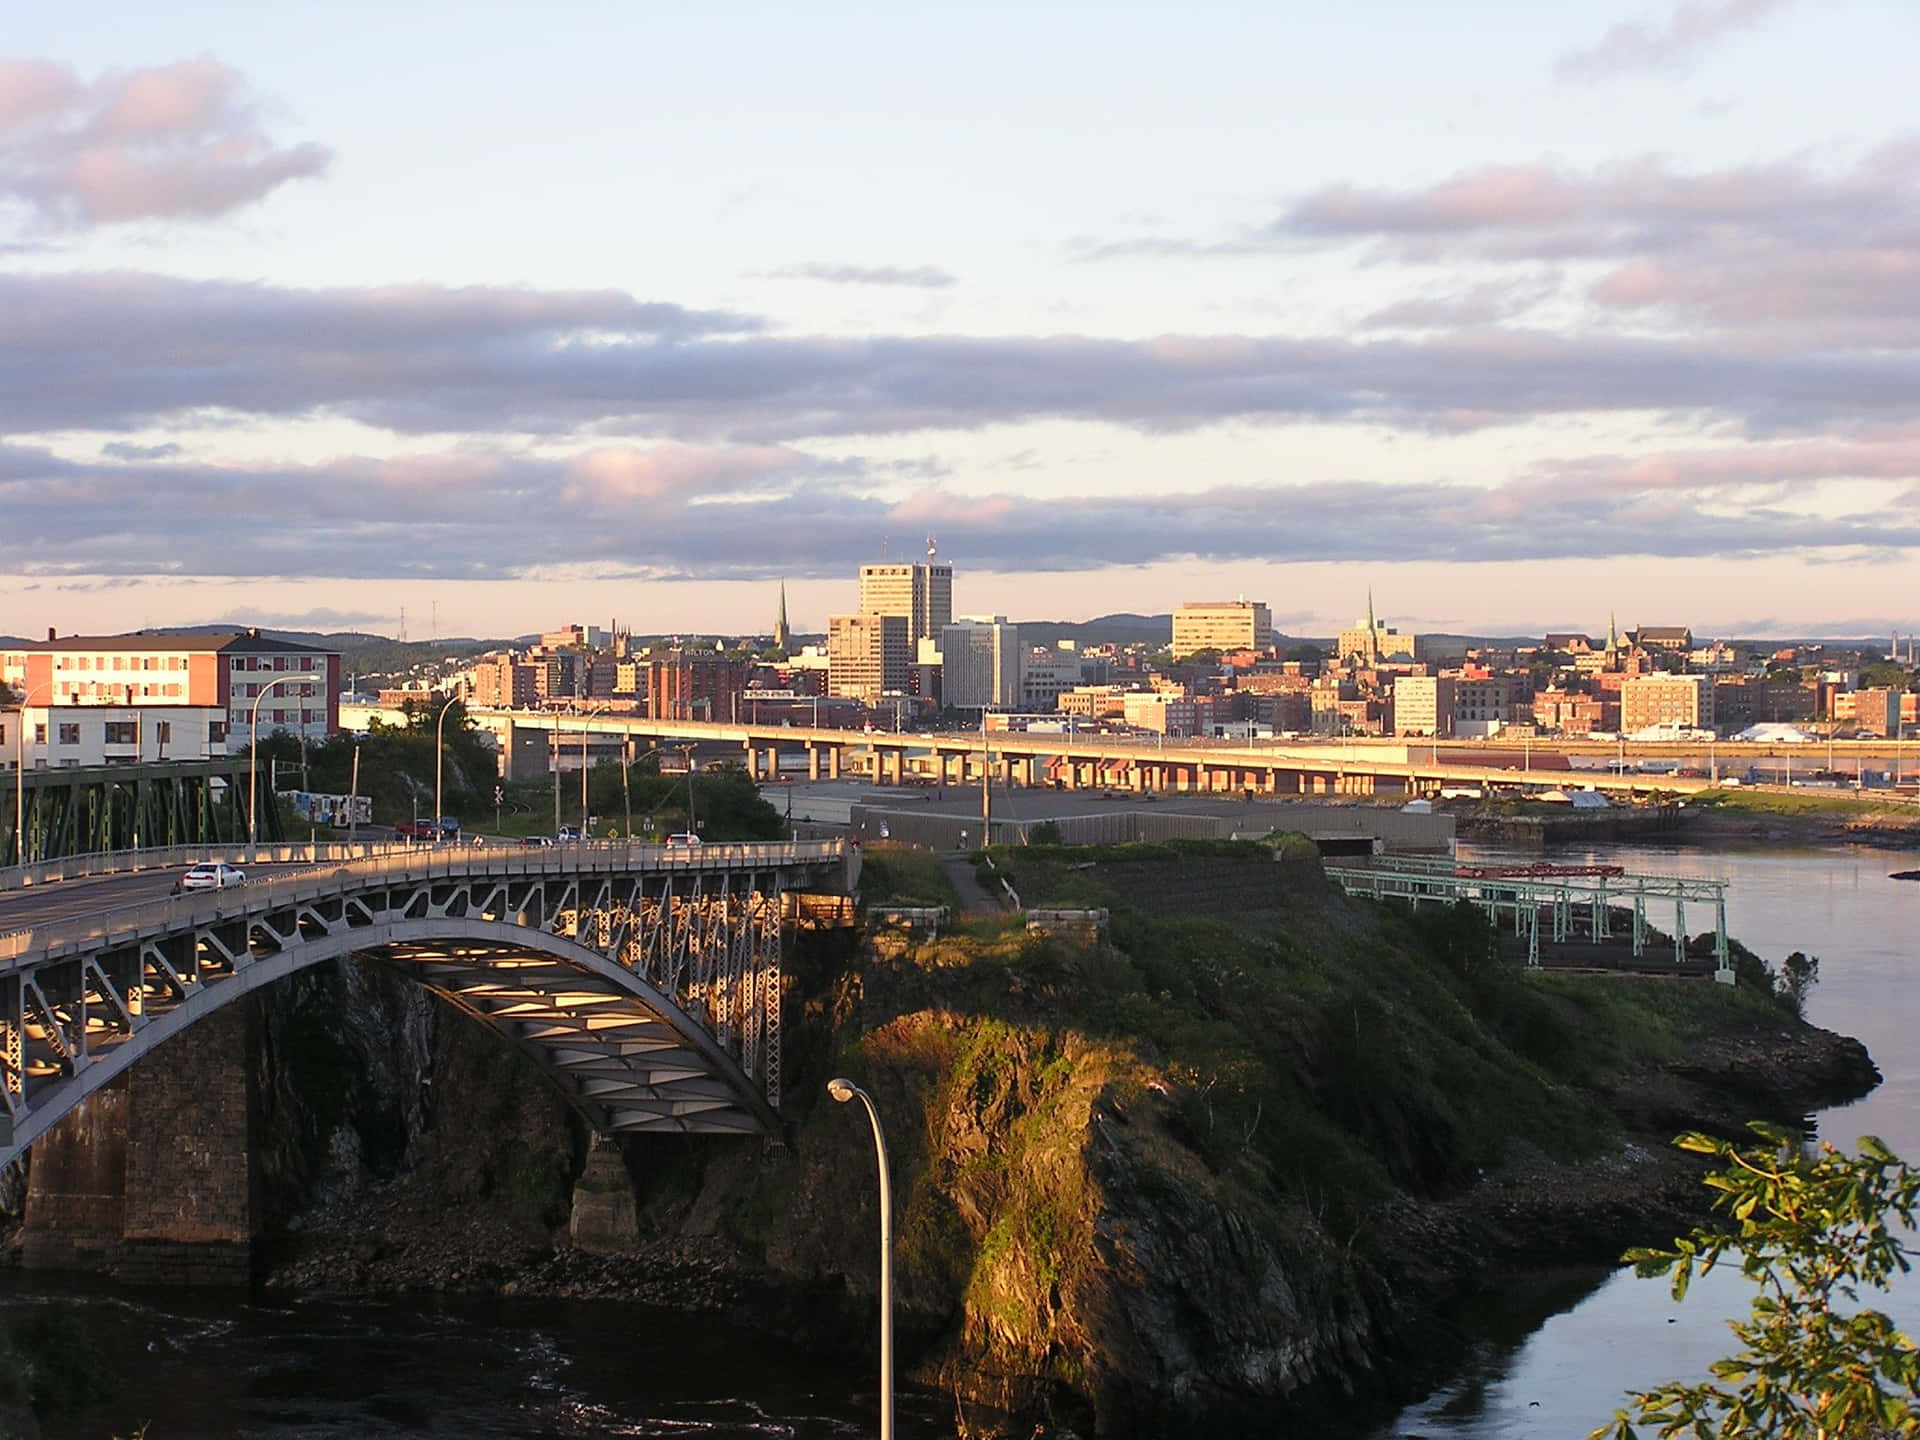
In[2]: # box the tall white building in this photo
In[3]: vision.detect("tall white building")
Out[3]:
[859,553,954,641]
[941,619,1022,711]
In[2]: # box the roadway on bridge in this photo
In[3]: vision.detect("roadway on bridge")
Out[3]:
[0,863,317,935]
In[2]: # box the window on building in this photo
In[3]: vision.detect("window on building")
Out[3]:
[57,723,80,745]
[34,723,46,745]
[210,721,228,743]
[104,721,137,745]
[155,720,171,743]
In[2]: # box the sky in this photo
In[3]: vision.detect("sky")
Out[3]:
[4,0,1920,643]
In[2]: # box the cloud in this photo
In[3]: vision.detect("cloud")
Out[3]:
[0,54,331,229]
[1360,276,1561,329]
[1556,0,1790,79]
[101,440,181,461]
[767,263,956,289]
[204,606,396,631]
[7,268,1920,444]
[5,432,1919,587]
[1266,146,1920,346]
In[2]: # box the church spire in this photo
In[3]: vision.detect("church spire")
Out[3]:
[773,580,791,655]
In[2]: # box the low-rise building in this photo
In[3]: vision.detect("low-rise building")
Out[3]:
[1171,600,1272,659]
[1852,688,1902,737]
[1621,673,1715,734]
[1393,675,1457,737]
[2,629,340,762]
[647,650,749,722]
[827,614,911,707]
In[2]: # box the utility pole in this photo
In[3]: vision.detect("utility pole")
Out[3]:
[980,708,991,845]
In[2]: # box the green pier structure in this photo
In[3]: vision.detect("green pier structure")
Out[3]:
[2,757,282,867]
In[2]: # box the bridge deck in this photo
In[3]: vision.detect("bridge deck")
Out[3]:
[1,840,853,1164]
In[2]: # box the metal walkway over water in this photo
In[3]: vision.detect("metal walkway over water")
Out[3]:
[0,840,855,1167]
[1326,857,1731,977]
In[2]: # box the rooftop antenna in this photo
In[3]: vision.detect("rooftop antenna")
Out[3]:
[926,535,938,559]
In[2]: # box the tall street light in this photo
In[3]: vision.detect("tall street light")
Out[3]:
[433,693,461,839]
[10,681,53,870]
[248,673,312,860]
[827,1077,893,1440]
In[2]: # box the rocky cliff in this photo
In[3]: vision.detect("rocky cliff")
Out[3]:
[225,844,1876,1436]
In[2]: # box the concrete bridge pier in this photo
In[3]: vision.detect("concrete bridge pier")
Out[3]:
[568,1136,639,1255]
[20,1003,258,1286]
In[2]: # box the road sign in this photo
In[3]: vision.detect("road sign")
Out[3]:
[494,785,504,805]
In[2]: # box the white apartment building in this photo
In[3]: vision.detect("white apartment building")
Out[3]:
[940,619,1022,711]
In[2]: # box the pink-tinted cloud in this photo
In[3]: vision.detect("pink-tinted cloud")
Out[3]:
[0,54,330,228]
[1557,0,1791,80]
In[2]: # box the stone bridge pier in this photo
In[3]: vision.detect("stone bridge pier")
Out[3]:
[21,1003,257,1285]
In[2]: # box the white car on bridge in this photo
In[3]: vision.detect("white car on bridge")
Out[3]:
[175,862,247,893]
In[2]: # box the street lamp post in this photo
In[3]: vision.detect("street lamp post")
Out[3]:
[10,681,53,869]
[433,694,460,840]
[827,1077,893,1440]
[248,673,312,859]
[348,738,362,846]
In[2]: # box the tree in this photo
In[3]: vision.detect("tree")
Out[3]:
[1859,661,1917,692]
[1591,1124,1920,1440]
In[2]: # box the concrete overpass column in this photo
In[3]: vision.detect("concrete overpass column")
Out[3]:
[1130,764,1146,793]
[883,749,902,786]
[827,746,842,780]
[808,746,821,781]
[764,745,779,782]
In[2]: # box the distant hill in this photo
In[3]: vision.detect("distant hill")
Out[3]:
[1012,613,1172,647]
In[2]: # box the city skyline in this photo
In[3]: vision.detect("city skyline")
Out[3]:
[6,1,1920,639]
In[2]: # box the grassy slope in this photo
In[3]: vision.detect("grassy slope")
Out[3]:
[1689,787,1920,821]
[739,838,1804,1429]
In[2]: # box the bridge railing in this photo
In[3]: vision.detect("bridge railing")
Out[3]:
[0,841,415,894]
[0,839,851,963]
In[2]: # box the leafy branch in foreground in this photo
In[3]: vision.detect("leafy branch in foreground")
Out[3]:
[1591,1123,1920,1440]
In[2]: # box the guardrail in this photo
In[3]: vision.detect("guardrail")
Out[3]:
[0,842,413,893]
[0,839,851,962]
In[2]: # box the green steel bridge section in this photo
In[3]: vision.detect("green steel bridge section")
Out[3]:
[2,759,281,868]
[1325,856,1731,977]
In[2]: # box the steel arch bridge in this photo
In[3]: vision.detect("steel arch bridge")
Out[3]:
[0,841,855,1169]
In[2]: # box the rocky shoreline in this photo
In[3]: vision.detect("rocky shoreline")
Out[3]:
[255,1014,1881,1431]
[1684,807,1920,850]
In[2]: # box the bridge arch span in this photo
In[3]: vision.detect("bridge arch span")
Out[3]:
[1,844,845,1168]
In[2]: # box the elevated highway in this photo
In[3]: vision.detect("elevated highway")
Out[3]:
[0,839,856,1169]
[444,710,1730,800]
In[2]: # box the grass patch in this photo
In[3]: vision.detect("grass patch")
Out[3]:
[858,843,960,907]
[1689,787,1920,820]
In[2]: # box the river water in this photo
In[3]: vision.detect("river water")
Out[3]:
[3,837,1914,1437]
[1373,836,1920,1439]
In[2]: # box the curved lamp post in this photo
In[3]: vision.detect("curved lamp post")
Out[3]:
[247,672,312,859]
[10,680,53,870]
[827,1076,893,1440]
[433,694,461,839]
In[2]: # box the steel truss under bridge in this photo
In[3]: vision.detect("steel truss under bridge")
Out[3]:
[0,843,852,1166]
[1325,856,1731,976]
[2,758,279,868]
